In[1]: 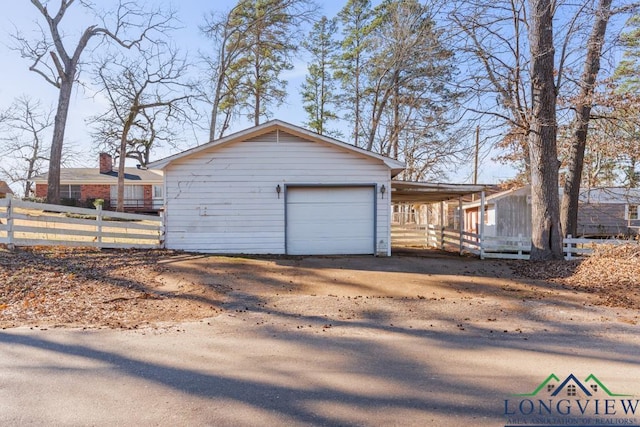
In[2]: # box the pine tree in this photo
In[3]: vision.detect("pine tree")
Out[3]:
[614,15,640,93]
[225,0,314,126]
[335,0,375,147]
[300,16,339,136]
[364,0,457,159]
[606,14,640,187]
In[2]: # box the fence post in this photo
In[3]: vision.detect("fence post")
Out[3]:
[565,234,572,260]
[96,204,103,247]
[439,201,445,250]
[459,197,464,255]
[159,210,165,248]
[517,233,523,257]
[7,198,14,251]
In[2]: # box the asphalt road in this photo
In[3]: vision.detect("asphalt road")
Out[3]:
[1,312,639,426]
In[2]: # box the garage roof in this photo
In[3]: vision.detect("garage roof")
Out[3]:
[149,120,405,175]
[391,181,488,203]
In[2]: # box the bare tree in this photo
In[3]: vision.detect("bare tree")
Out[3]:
[13,0,176,204]
[450,0,534,177]
[0,96,53,197]
[90,46,192,212]
[527,0,563,260]
[449,0,615,179]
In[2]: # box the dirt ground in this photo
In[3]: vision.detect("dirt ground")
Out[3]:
[0,246,638,330]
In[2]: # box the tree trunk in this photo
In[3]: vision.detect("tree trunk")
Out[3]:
[392,70,400,159]
[527,0,563,260]
[560,0,612,237]
[354,54,361,148]
[117,113,135,212]
[209,99,218,143]
[209,63,226,142]
[46,77,73,205]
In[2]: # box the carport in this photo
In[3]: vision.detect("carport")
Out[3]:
[391,181,487,205]
[390,180,488,253]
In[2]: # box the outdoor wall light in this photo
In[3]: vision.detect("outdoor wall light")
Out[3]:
[276,184,281,199]
[381,184,386,199]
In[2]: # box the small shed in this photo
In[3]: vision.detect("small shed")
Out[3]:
[463,185,640,238]
[149,120,405,255]
[0,181,14,198]
[463,186,531,238]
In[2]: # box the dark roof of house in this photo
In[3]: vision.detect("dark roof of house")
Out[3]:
[32,168,163,184]
[579,187,640,204]
[0,181,14,194]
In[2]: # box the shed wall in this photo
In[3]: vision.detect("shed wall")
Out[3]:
[495,195,532,237]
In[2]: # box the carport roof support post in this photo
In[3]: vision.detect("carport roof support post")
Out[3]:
[480,190,485,259]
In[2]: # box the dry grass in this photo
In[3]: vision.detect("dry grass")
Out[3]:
[0,247,221,329]
[512,244,640,310]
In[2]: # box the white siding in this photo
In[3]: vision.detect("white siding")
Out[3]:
[164,130,391,254]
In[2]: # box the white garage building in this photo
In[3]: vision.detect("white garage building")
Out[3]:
[149,120,405,256]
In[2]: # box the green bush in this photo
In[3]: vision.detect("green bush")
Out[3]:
[89,198,105,209]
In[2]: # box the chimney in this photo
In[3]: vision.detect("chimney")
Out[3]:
[99,153,113,174]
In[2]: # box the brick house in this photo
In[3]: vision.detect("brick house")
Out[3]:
[33,153,164,213]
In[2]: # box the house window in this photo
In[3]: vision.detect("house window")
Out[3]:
[110,185,144,207]
[547,384,555,392]
[627,205,639,220]
[60,185,81,199]
[567,384,576,397]
[153,185,163,198]
[591,384,598,393]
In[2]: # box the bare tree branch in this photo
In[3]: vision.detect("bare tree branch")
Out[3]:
[89,45,193,211]
[13,0,178,204]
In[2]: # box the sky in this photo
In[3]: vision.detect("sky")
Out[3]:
[0,0,515,193]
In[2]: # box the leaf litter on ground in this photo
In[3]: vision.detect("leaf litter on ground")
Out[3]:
[511,244,640,310]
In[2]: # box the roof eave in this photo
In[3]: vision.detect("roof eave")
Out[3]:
[148,120,407,173]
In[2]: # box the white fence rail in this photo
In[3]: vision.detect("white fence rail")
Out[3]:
[0,198,163,249]
[391,224,639,260]
[562,235,638,260]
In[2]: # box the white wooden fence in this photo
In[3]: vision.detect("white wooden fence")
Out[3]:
[391,224,638,260]
[0,198,163,249]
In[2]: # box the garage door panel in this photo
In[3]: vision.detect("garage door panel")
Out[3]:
[289,219,371,235]
[287,204,371,218]
[286,186,375,255]
[287,187,372,204]
[287,237,373,255]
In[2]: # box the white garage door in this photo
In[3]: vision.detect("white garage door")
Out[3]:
[286,186,375,255]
